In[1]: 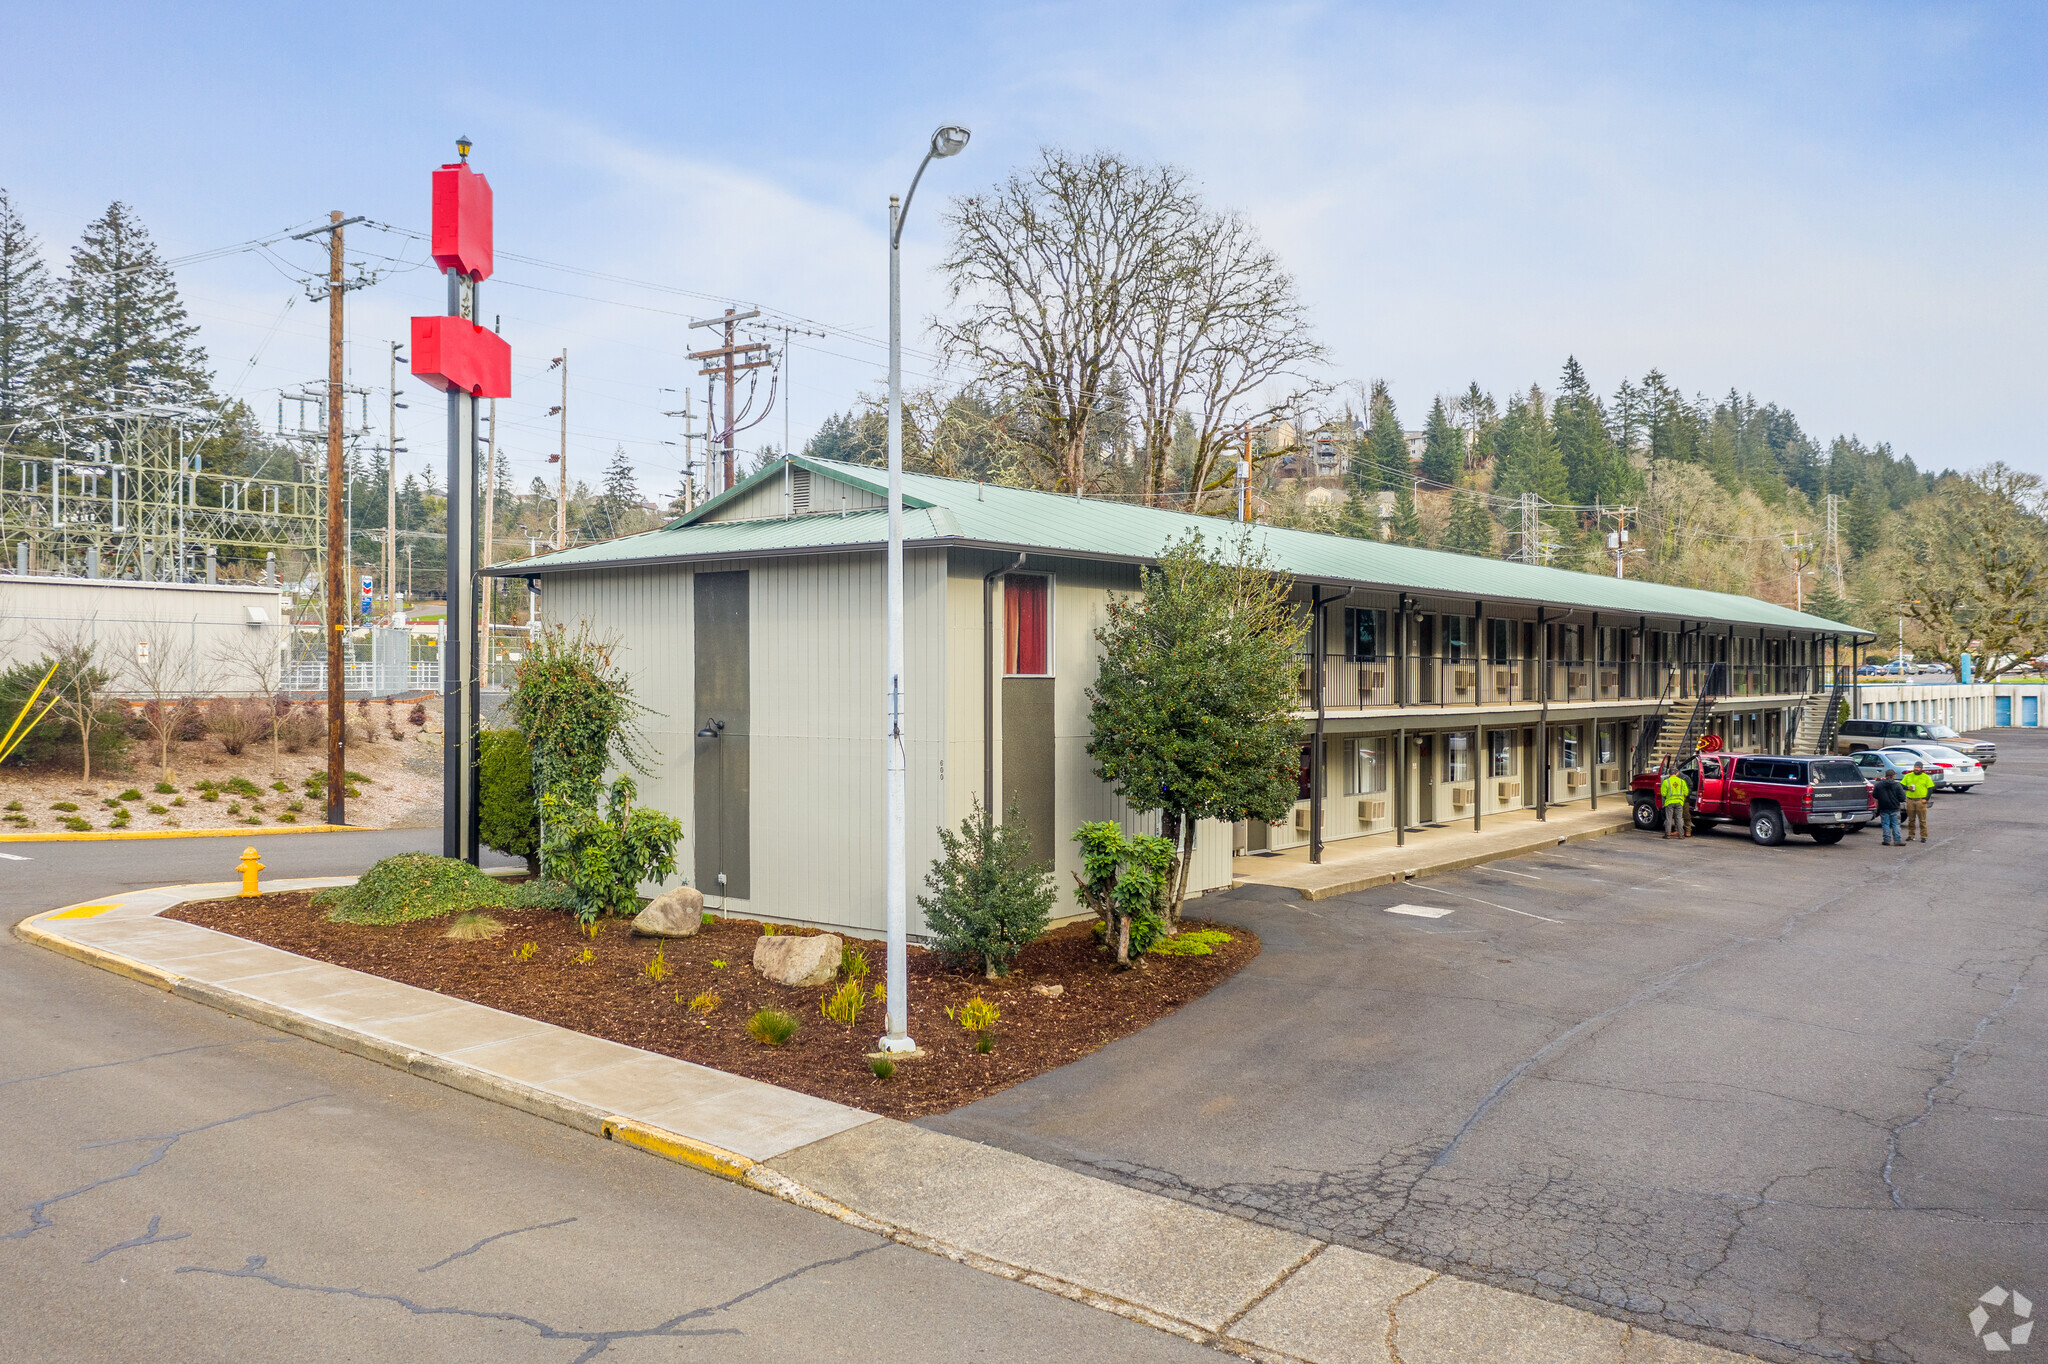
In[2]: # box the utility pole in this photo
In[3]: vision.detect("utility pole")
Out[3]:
[289,209,365,827]
[662,391,708,511]
[1784,529,1812,612]
[481,396,496,682]
[387,341,404,623]
[1604,505,1637,579]
[761,322,825,459]
[1237,426,1252,521]
[547,350,567,548]
[688,308,768,493]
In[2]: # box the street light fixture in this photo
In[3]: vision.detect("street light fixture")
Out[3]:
[880,123,971,1055]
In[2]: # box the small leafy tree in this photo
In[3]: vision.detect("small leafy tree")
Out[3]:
[31,638,126,780]
[478,728,540,875]
[505,622,651,805]
[1072,822,1174,966]
[1087,529,1305,928]
[541,775,682,923]
[918,797,1056,980]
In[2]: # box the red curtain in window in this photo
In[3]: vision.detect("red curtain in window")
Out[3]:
[1005,575,1049,674]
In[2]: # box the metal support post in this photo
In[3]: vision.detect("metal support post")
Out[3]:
[443,269,481,864]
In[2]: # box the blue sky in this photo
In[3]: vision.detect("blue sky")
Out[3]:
[6,1,2044,499]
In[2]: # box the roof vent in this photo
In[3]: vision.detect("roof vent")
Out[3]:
[790,467,812,514]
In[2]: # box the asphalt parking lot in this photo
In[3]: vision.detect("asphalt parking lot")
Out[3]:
[927,729,2048,1364]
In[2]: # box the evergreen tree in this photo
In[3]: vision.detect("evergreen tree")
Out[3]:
[1356,380,1407,491]
[1440,489,1497,557]
[1335,489,1379,541]
[41,202,210,413]
[1804,580,1859,630]
[600,444,641,533]
[1554,356,1633,505]
[1494,387,1569,504]
[1388,479,1422,545]
[1456,382,1496,471]
[1418,395,1462,486]
[0,188,54,427]
[1844,481,1885,557]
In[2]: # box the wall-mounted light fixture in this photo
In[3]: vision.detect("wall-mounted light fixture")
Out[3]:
[696,718,725,740]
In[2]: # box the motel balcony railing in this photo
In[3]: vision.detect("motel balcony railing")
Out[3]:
[1299,657,1822,712]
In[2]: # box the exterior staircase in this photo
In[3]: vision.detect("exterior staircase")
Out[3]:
[1632,663,1728,774]
[1788,678,1849,756]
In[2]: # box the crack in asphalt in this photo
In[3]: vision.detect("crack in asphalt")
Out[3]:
[179,1242,889,1364]
[84,1214,189,1264]
[1881,952,2039,1210]
[417,1217,578,1273]
[0,1038,289,1090]
[3,1095,325,1240]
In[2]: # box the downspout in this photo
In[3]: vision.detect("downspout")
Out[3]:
[983,552,1027,814]
[1589,612,1599,813]
[1472,598,1483,834]
[1536,606,1548,822]
[1308,584,1353,866]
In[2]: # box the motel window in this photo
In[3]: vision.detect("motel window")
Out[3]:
[1598,724,1617,765]
[1561,726,1583,769]
[1488,618,1513,664]
[1297,744,1315,802]
[1488,730,1517,778]
[1004,574,1050,675]
[1348,737,1387,795]
[1445,732,1472,782]
[1443,616,1469,662]
[1346,608,1383,662]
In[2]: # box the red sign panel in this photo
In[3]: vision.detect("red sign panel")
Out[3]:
[410,317,511,398]
[431,162,493,280]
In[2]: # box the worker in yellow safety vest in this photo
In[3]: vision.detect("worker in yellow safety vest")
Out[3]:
[1660,765,1692,838]
[1900,763,1935,842]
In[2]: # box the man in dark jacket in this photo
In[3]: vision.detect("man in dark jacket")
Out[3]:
[1873,769,1907,845]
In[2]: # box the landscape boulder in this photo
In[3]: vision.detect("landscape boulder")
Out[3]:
[753,931,843,988]
[631,886,705,938]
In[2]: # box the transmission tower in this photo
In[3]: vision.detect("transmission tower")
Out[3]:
[1514,493,1539,564]
[1824,493,1845,592]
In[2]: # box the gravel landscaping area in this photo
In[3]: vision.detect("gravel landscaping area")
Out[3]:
[164,892,1258,1120]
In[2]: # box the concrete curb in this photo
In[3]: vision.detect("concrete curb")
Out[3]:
[0,824,361,843]
[17,880,1759,1364]
[1296,816,1630,901]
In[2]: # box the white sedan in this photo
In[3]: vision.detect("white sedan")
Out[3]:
[1876,744,1986,792]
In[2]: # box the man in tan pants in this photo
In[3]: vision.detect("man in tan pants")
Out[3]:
[1901,763,1935,842]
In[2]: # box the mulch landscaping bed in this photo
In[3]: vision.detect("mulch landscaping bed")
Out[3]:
[164,894,1258,1120]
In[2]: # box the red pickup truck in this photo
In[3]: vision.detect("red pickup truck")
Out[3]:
[1629,753,1877,845]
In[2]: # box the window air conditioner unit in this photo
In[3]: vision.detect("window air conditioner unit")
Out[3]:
[1357,798,1386,822]
[1568,669,1589,690]
[1600,670,1618,691]
[1497,779,1520,802]
[1598,765,1619,786]
[1294,806,1311,833]
[1452,668,1475,695]
[1358,667,1386,694]
[1565,770,1586,791]
[1450,787,1469,812]
[1493,668,1513,694]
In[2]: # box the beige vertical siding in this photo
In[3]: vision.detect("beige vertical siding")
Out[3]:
[0,576,286,694]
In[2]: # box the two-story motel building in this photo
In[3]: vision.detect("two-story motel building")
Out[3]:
[493,457,1874,938]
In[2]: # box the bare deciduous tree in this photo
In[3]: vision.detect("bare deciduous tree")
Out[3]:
[121,612,201,780]
[213,620,287,777]
[935,150,1199,493]
[1122,209,1324,509]
[1891,463,2048,680]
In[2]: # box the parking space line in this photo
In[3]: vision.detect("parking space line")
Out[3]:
[1410,884,1563,923]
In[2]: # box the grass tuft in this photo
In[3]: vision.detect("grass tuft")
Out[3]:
[820,980,867,1026]
[152,781,176,795]
[688,990,720,1014]
[511,941,537,963]
[444,912,506,941]
[643,945,669,984]
[117,788,143,802]
[841,944,870,982]
[870,1057,895,1080]
[746,1008,800,1046]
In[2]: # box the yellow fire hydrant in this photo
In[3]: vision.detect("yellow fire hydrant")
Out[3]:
[237,846,264,899]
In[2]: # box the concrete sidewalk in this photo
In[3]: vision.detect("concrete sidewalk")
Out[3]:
[1234,804,1633,900]
[18,879,1752,1364]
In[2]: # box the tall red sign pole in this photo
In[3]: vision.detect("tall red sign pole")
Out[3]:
[411,137,510,864]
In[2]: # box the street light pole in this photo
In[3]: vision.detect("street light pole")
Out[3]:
[880,123,970,1054]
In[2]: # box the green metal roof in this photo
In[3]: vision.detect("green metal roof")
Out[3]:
[490,455,1873,638]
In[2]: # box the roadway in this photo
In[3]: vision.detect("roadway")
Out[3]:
[927,731,2048,1364]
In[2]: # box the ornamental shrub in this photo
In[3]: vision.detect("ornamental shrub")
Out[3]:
[478,728,541,875]
[1072,822,1174,966]
[317,852,518,926]
[506,623,652,807]
[540,775,683,923]
[918,797,1055,980]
